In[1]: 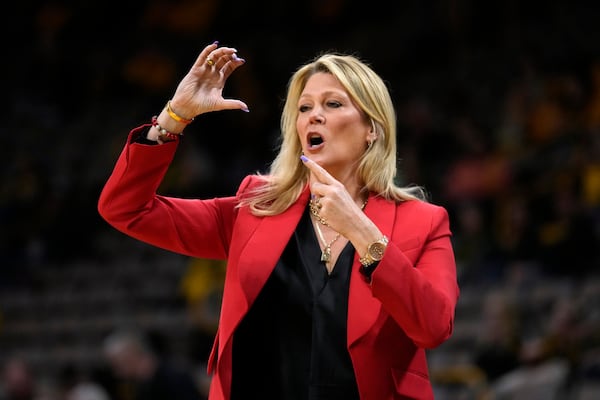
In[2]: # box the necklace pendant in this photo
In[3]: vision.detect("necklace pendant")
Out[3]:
[321,247,331,263]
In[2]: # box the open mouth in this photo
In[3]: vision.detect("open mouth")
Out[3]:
[308,134,324,148]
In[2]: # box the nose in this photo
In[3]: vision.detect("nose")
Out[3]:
[308,107,325,124]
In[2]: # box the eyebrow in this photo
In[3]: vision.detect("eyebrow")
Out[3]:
[299,90,348,100]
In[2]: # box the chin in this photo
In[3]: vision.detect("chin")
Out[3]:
[309,155,326,166]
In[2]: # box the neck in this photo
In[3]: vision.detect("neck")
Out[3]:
[311,169,365,203]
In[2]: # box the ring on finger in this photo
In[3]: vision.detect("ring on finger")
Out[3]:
[206,57,215,66]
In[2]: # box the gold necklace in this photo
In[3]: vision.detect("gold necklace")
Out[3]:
[310,198,368,263]
[309,199,328,225]
[314,222,341,263]
[309,198,368,226]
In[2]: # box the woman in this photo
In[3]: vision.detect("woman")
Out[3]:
[98,41,459,400]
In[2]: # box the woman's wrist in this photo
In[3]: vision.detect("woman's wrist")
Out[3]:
[346,213,383,257]
[166,100,195,124]
[147,109,187,141]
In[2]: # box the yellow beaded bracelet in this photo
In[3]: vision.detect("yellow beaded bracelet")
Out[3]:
[166,100,194,124]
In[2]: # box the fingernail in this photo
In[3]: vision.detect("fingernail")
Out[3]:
[212,40,219,45]
[300,155,308,162]
[241,107,250,112]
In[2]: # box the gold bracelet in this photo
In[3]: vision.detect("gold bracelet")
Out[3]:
[166,101,194,124]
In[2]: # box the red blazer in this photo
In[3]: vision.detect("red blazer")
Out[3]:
[98,127,460,400]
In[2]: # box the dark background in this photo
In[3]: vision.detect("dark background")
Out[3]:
[1,1,599,399]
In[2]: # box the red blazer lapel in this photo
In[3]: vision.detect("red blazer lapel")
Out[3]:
[237,189,310,303]
[219,187,310,352]
[348,195,396,347]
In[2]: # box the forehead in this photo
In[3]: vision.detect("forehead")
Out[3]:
[301,72,348,97]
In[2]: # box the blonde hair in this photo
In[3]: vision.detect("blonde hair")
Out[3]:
[241,53,426,216]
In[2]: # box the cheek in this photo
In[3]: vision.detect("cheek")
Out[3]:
[339,110,369,133]
[296,127,304,146]
[337,119,369,145]
[296,115,306,136]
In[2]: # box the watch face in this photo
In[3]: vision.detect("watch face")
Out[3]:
[369,242,386,260]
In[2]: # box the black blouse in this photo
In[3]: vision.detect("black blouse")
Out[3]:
[230,205,360,400]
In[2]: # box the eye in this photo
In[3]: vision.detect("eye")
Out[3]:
[326,101,341,108]
[299,104,311,113]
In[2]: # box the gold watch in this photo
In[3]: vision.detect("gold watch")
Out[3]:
[359,236,389,267]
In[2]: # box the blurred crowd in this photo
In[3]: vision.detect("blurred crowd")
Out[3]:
[1,1,599,399]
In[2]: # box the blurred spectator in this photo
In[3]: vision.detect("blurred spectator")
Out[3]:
[473,290,522,384]
[485,294,584,399]
[57,364,110,400]
[66,383,110,400]
[102,328,203,400]
[450,200,498,285]
[0,357,35,400]
[472,286,598,399]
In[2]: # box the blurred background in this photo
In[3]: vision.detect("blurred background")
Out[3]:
[1,0,599,399]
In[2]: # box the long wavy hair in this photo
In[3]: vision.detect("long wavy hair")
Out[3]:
[240,53,426,216]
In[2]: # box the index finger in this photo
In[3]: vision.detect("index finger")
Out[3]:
[300,155,335,184]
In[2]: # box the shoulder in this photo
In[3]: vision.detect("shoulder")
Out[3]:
[398,198,447,214]
[396,199,451,227]
[235,174,270,197]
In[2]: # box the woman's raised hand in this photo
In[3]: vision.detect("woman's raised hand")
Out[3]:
[169,42,248,119]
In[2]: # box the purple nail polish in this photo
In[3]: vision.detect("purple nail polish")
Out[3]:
[300,155,308,162]
[212,40,219,45]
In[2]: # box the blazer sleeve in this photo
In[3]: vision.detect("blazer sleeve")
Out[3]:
[98,126,246,259]
[371,202,460,349]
